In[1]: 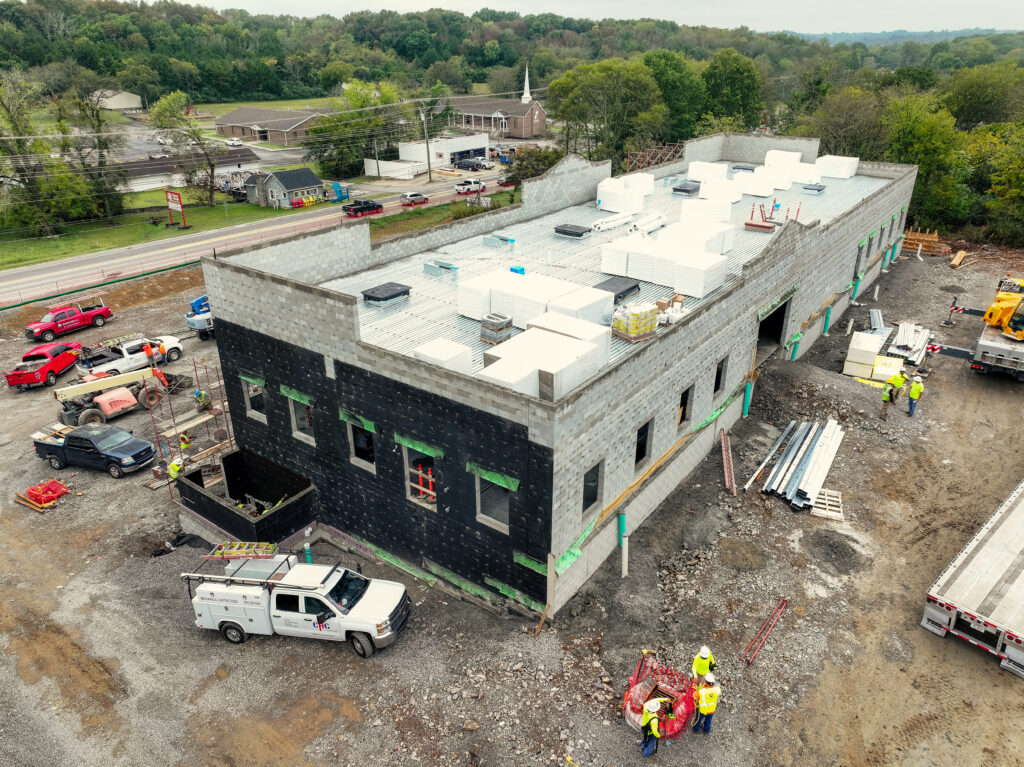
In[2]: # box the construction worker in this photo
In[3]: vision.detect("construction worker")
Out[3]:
[194,389,211,411]
[168,460,182,480]
[640,697,671,758]
[880,380,894,420]
[691,645,716,682]
[692,672,721,735]
[887,368,908,403]
[907,375,925,416]
[157,342,167,363]
[179,431,193,453]
[142,342,154,366]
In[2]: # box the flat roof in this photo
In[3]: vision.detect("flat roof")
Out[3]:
[322,166,888,376]
[932,478,1024,630]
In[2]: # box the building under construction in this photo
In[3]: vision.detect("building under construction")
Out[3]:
[186,133,916,615]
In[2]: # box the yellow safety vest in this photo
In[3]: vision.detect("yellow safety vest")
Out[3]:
[889,373,906,389]
[909,381,924,399]
[692,652,715,677]
[882,383,893,402]
[168,461,181,479]
[641,698,669,736]
[698,685,720,715]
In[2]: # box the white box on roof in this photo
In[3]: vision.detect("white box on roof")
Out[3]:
[527,312,611,367]
[456,274,496,320]
[680,198,732,225]
[699,178,741,203]
[816,155,859,179]
[490,273,577,329]
[791,162,822,184]
[600,240,631,276]
[673,250,728,298]
[548,286,614,325]
[597,177,644,214]
[476,357,539,397]
[764,149,802,168]
[411,338,473,375]
[623,173,655,195]
[687,161,728,183]
[486,328,601,399]
[737,168,774,197]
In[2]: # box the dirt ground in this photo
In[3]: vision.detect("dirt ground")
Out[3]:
[1,249,1023,766]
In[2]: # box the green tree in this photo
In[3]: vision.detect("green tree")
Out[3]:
[59,86,128,220]
[504,146,565,199]
[987,123,1024,244]
[701,48,763,128]
[150,90,223,206]
[941,61,1024,130]
[319,60,355,93]
[642,50,706,141]
[793,86,885,159]
[547,58,666,170]
[694,113,746,136]
[116,61,161,107]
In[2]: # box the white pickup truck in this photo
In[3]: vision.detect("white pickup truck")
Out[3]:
[77,335,182,377]
[182,552,412,657]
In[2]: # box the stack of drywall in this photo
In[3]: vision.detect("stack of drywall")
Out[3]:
[680,198,732,226]
[699,178,741,203]
[597,177,644,214]
[491,273,577,329]
[457,274,498,320]
[527,311,611,367]
[623,173,655,196]
[673,250,728,298]
[816,155,859,179]
[476,357,540,397]
[548,286,615,325]
[612,303,659,340]
[736,167,774,197]
[411,339,473,375]
[843,331,885,377]
[687,161,729,183]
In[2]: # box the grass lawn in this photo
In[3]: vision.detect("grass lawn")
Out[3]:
[471,83,492,95]
[369,190,518,241]
[194,97,337,119]
[125,189,181,209]
[0,202,299,271]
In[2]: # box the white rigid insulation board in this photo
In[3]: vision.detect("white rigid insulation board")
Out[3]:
[673,251,728,298]
[792,162,822,184]
[456,274,495,320]
[485,327,601,399]
[680,198,732,225]
[476,357,540,397]
[600,240,631,277]
[526,311,612,367]
[847,331,885,365]
[737,168,774,197]
[547,286,615,324]
[764,149,802,168]
[489,273,577,329]
[816,155,860,179]
[622,173,655,195]
[596,178,644,214]
[411,338,473,375]
[699,178,742,203]
[686,161,728,183]
[842,360,874,378]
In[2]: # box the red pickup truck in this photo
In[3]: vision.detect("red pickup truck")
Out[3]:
[25,294,112,342]
[5,342,83,389]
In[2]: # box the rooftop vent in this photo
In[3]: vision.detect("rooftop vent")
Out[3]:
[732,163,756,173]
[672,181,701,196]
[802,183,826,195]
[554,224,592,239]
[361,282,411,306]
[594,276,641,304]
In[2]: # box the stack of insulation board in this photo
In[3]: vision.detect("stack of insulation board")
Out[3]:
[815,155,859,179]
[764,149,802,190]
[596,177,644,214]
[612,303,658,340]
[460,271,578,329]
[411,339,473,375]
[761,419,845,509]
[672,250,728,298]
[622,173,655,196]
[680,198,731,226]
[526,311,611,366]
[699,177,741,203]
[600,237,634,275]
[871,355,904,382]
[660,221,733,255]
[736,167,774,197]
[456,274,496,320]
[686,161,729,183]
[843,331,884,378]
[548,286,615,325]
[480,328,601,400]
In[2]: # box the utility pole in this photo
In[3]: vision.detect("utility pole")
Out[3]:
[419,109,432,183]
[373,139,380,176]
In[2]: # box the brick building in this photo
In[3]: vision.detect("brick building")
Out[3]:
[455,68,546,139]
[189,134,916,616]
[214,106,327,146]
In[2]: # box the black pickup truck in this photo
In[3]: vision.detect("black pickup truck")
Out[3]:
[33,424,156,479]
[342,199,383,217]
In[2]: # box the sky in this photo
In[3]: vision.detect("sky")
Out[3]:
[199,0,1024,35]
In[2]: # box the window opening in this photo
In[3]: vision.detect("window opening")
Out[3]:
[635,421,651,466]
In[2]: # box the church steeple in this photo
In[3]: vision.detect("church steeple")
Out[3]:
[521,66,532,104]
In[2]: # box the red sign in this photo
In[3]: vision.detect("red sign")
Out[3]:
[165,190,183,212]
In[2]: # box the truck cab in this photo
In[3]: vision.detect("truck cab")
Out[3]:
[25,294,112,342]
[184,553,412,657]
[77,334,182,377]
[33,423,156,478]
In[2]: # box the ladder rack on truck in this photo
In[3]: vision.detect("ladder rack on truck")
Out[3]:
[922,477,1024,678]
[181,549,339,593]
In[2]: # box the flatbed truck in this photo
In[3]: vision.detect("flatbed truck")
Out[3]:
[922,477,1024,678]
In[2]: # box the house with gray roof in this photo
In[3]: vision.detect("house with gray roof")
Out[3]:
[243,168,324,207]
[215,106,328,146]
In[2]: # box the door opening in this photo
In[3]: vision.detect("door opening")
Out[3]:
[759,300,788,345]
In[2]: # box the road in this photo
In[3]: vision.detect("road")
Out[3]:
[0,169,507,307]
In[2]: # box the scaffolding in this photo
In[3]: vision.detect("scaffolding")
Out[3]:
[143,359,234,498]
[625,143,685,173]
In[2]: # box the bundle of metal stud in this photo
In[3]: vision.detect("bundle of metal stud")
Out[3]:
[760,419,845,509]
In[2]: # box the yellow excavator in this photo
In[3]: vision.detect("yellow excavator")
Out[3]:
[981,276,1024,341]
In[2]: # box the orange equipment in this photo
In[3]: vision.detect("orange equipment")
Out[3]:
[622,651,696,738]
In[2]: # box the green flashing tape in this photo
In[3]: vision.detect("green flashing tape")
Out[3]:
[823,306,832,334]
[346,533,438,586]
[394,433,444,459]
[339,409,375,433]
[892,213,898,220]
[513,550,547,575]
[858,237,868,248]
[425,560,494,601]
[466,461,520,492]
[902,205,907,211]
[870,230,878,238]
[239,371,265,387]
[279,384,314,406]
[484,576,544,612]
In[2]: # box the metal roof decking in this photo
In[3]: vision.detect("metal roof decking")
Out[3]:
[320,169,888,374]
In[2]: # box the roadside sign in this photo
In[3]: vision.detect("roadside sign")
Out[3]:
[165,190,187,228]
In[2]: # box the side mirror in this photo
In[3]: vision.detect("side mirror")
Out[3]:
[316,611,332,625]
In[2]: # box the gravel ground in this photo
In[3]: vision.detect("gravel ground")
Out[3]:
[1,250,1024,766]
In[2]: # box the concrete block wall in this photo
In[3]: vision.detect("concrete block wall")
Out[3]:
[724,133,819,164]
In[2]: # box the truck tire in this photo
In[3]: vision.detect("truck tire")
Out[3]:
[45,372,57,386]
[221,622,246,644]
[48,454,66,470]
[165,348,181,362]
[198,330,210,341]
[106,370,120,377]
[41,330,56,342]
[139,387,161,409]
[349,632,375,658]
[107,463,125,479]
[77,408,105,425]
[93,316,106,327]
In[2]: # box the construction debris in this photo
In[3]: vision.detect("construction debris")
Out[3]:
[720,429,737,496]
[902,227,945,256]
[950,250,969,268]
[14,478,71,513]
[741,598,789,665]
[760,420,846,509]
[810,489,845,522]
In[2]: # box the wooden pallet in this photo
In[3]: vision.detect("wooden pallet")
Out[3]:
[810,489,844,521]
[14,492,51,514]
[611,329,656,344]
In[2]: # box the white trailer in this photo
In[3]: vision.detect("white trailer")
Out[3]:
[182,551,411,658]
[922,478,1024,678]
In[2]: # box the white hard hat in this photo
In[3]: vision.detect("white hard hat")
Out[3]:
[914,376,922,382]
[705,672,716,685]
[644,699,661,713]
[700,645,710,658]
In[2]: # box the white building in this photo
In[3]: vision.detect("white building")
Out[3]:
[92,90,143,111]
[364,133,490,179]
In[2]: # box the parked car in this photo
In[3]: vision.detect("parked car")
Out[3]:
[454,159,483,171]
[454,179,486,194]
[225,138,243,147]
[400,192,429,206]
[34,423,156,479]
[25,294,112,342]
[76,335,182,377]
[477,159,496,170]
[5,342,82,389]
[497,175,515,187]
[342,199,384,217]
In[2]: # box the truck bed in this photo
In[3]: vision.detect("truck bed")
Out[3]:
[930,478,1024,631]
[976,324,1024,369]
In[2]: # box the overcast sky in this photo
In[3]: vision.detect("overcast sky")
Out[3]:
[201,0,1023,35]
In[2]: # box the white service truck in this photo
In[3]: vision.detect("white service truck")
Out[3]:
[922,477,1024,678]
[182,552,411,657]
